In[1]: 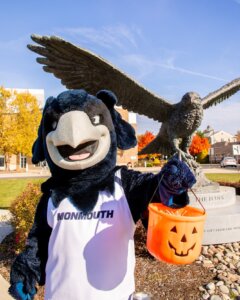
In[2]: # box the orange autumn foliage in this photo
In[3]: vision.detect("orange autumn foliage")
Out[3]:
[138,131,155,159]
[189,134,210,156]
[138,131,155,151]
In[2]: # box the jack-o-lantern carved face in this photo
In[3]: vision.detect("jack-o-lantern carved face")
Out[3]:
[160,221,204,264]
[168,225,198,257]
[147,203,206,265]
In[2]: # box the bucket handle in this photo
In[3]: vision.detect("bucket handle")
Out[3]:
[148,173,165,205]
[189,188,206,213]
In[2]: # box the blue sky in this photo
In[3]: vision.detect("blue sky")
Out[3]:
[0,0,240,135]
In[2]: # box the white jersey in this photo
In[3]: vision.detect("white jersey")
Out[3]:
[45,169,136,300]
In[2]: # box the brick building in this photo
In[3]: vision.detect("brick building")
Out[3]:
[209,141,240,163]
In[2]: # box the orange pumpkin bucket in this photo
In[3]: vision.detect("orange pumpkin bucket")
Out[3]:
[147,202,206,265]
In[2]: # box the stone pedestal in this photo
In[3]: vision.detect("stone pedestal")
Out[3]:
[189,187,240,245]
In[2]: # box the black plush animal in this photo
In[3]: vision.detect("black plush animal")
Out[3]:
[9,89,196,300]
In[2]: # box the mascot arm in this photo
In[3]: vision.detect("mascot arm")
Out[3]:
[121,158,196,223]
[9,193,52,299]
[121,167,159,223]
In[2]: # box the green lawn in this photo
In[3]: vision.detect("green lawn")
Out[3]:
[205,173,240,183]
[0,173,239,209]
[0,178,45,209]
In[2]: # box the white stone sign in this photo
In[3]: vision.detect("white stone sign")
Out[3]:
[189,186,236,209]
[233,144,240,155]
[189,186,240,245]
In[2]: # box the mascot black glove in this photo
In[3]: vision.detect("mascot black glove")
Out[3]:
[158,157,196,208]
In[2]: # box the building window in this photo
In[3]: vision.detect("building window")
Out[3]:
[20,154,27,168]
[0,155,4,167]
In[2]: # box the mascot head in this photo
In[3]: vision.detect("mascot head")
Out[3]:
[32,89,137,212]
[32,89,136,180]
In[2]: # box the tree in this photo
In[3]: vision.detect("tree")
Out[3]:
[196,130,205,138]
[236,130,240,142]
[189,133,210,163]
[138,131,155,152]
[0,87,15,170]
[137,131,156,160]
[0,87,41,170]
[12,92,41,156]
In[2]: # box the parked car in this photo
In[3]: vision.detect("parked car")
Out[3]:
[220,157,237,168]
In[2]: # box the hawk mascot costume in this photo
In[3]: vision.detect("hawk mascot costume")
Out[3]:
[9,89,196,300]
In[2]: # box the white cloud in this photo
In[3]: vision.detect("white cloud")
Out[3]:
[160,63,227,82]
[121,53,227,82]
[56,25,228,83]
[121,54,156,79]
[56,25,141,50]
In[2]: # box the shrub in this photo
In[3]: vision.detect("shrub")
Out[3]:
[197,150,209,163]
[146,162,153,167]
[153,158,161,166]
[9,182,42,253]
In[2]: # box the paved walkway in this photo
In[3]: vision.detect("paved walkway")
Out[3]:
[0,165,239,178]
[0,274,12,300]
[0,168,50,178]
[135,166,240,174]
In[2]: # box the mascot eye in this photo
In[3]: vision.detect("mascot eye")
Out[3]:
[92,115,101,125]
[52,121,58,130]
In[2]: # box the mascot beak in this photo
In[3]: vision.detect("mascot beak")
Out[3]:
[48,111,102,149]
[46,111,111,170]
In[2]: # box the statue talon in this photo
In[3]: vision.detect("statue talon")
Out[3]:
[174,149,219,191]
[174,150,198,174]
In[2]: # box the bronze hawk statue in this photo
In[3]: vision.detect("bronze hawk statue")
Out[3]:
[28,35,240,171]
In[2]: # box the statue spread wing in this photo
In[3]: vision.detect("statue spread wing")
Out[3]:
[202,78,240,109]
[28,35,173,122]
